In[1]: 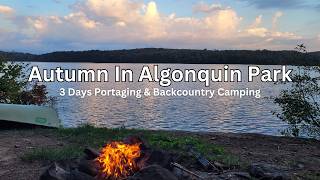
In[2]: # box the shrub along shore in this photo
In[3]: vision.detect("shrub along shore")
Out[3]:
[0,125,319,179]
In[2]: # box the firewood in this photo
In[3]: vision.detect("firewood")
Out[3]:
[188,146,222,172]
[171,162,204,179]
[84,147,100,160]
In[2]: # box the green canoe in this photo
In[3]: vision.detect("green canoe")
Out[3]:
[0,103,60,128]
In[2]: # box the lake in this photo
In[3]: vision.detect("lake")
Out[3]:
[33,63,289,135]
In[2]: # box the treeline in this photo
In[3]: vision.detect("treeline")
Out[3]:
[0,48,319,65]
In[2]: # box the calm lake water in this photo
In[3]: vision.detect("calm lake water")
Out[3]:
[33,63,289,135]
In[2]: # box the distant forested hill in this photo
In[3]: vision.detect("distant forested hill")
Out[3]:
[0,48,319,65]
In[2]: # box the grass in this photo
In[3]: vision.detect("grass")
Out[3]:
[21,125,239,166]
[21,146,82,162]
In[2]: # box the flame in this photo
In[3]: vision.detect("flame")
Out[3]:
[96,141,141,179]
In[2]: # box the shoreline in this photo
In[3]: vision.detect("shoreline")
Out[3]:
[0,127,319,179]
[2,48,320,66]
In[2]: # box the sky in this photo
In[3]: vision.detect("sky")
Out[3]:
[0,0,319,53]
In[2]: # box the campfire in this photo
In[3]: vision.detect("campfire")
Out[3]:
[40,136,225,180]
[96,141,142,179]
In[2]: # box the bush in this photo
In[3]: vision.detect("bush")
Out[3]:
[274,44,320,138]
[0,58,50,105]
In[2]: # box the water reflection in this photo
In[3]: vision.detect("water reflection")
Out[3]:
[33,63,288,135]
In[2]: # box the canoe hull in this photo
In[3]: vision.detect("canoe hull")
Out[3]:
[0,104,60,128]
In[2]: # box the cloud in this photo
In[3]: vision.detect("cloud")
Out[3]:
[272,11,283,29]
[246,27,268,37]
[193,2,229,13]
[245,14,267,38]
[79,0,143,23]
[240,0,320,10]
[239,0,303,9]
[0,5,14,15]
[244,14,301,40]
[22,1,242,42]
[250,15,262,27]
[0,0,314,52]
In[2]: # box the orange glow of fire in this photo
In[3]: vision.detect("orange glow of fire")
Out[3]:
[96,141,141,179]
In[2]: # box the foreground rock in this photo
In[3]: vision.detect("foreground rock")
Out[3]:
[40,163,69,180]
[249,163,290,180]
[40,162,94,180]
[129,165,178,180]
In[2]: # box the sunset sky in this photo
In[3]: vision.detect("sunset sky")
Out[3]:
[0,0,319,53]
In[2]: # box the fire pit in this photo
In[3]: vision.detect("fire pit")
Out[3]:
[40,136,224,180]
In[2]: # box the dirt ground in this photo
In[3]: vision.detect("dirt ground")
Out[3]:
[197,132,320,178]
[0,130,64,180]
[0,129,319,180]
